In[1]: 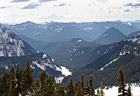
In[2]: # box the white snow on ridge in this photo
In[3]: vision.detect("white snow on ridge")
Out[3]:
[54,27,63,33]
[102,34,108,37]
[60,66,72,76]
[83,27,92,30]
[42,54,47,58]
[100,56,120,70]
[77,39,82,43]
[127,22,132,26]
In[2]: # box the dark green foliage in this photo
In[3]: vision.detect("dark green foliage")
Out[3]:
[54,84,65,96]
[84,79,90,95]
[89,75,95,96]
[127,86,132,96]
[118,67,127,96]
[0,68,10,96]
[66,75,75,96]
[21,57,34,95]
[75,81,82,96]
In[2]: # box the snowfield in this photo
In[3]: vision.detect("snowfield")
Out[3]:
[96,83,140,96]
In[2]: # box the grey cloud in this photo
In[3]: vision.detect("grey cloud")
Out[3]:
[58,3,66,6]
[0,7,6,9]
[39,0,57,2]
[54,3,67,7]
[22,3,40,9]
[124,9,130,12]
[125,3,140,7]
[12,0,29,2]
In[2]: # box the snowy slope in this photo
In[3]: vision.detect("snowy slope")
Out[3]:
[97,84,140,96]
[0,24,36,57]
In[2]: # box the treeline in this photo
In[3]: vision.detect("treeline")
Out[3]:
[0,57,132,96]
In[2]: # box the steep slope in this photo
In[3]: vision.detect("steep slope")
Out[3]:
[74,32,140,87]
[93,27,126,44]
[0,24,36,57]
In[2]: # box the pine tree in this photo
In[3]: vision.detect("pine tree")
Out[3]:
[75,81,82,96]
[89,75,95,96]
[100,82,104,96]
[21,57,33,95]
[31,78,41,96]
[118,67,127,96]
[84,79,90,96]
[38,70,48,90]
[127,86,132,96]
[0,68,10,96]
[15,64,22,95]
[54,84,65,96]
[81,73,84,96]
[9,67,16,96]
[42,75,55,96]
[66,75,75,96]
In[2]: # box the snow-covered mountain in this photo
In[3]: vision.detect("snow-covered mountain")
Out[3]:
[0,24,72,83]
[0,24,36,57]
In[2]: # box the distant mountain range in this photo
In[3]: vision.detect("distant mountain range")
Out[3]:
[0,24,71,83]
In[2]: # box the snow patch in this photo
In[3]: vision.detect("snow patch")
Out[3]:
[83,27,92,30]
[42,54,47,58]
[55,76,65,83]
[102,34,108,37]
[77,39,82,43]
[100,56,120,70]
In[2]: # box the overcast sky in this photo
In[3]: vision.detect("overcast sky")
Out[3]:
[0,0,140,23]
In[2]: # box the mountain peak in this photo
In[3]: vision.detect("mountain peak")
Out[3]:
[0,24,36,57]
[93,27,125,44]
[104,27,122,34]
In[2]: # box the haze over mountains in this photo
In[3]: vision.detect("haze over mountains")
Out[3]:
[1,21,140,88]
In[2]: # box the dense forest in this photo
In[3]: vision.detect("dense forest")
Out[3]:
[0,57,133,96]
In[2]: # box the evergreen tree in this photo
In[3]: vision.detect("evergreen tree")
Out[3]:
[15,64,22,95]
[0,68,10,96]
[66,75,75,96]
[21,57,33,95]
[31,78,41,96]
[81,73,84,95]
[38,70,48,89]
[42,75,55,96]
[89,75,95,96]
[100,82,104,96]
[84,79,90,96]
[127,86,132,96]
[118,67,127,96]
[54,84,65,96]
[75,81,82,96]
[9,67,16,96]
